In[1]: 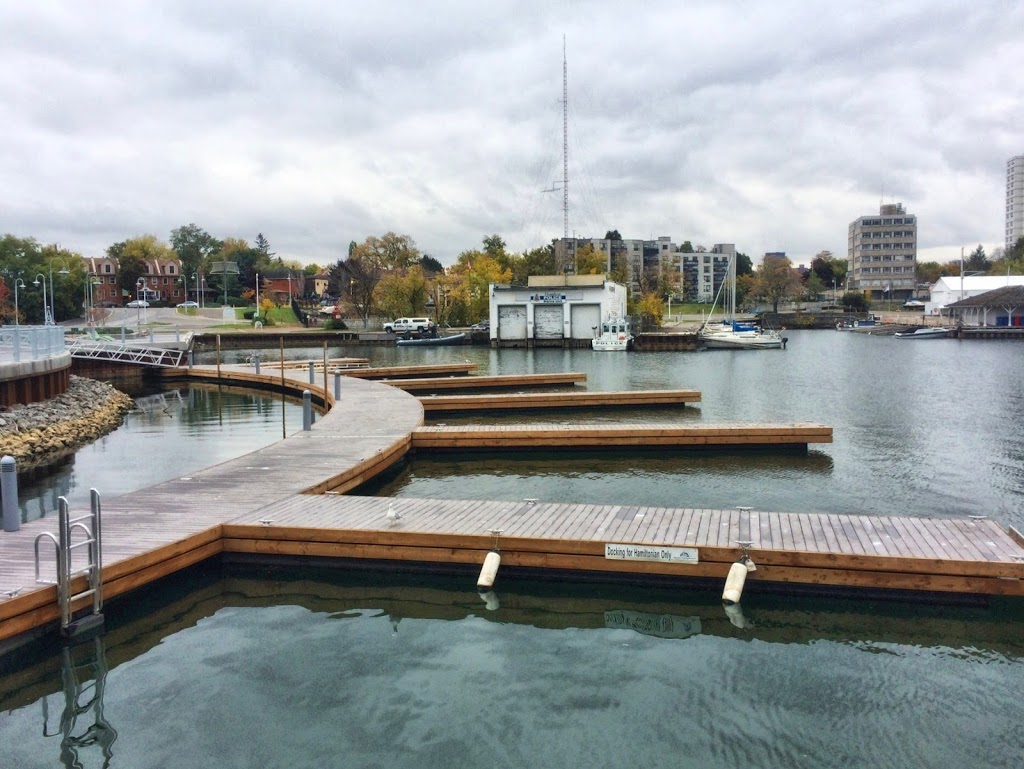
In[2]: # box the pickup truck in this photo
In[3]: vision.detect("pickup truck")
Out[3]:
[383,317,435,334]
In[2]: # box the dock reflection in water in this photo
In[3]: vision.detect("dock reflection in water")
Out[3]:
[1,565,1021,769]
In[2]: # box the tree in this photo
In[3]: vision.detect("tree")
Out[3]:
[170,223,222,277]
[804,271,825,300]
[810,251,835,285]
[657,259,683,300]
[736,252,753,276]
[254,232,274,258]
[916,261,946,285]
[508,245,556,285]
[117,235,175,299]
[841,291,869,312]
[446,250,511,325]
[965,244,990,273]
[679,241,695,254]
[0,277,12,324]
[634,292,664,329]
[574,243,607,275]
[375,265,431,319]
[604,230,622,241]
[751,254,802,312]
[482,234,506,257]
[419,254,444,275]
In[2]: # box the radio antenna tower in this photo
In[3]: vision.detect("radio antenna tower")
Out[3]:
[561,34,569,239]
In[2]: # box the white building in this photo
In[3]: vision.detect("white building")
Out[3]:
[926,275,1024,314]
[488,274,627,347]
[1007,155,1024,250]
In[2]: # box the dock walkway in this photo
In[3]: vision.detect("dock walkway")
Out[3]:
[1,362,1022,648]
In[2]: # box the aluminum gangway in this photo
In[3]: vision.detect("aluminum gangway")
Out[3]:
[65,335,189,368]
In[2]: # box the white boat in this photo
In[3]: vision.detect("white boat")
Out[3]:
[698,254,785,350]
[592,317,633,351]
[894,327,950,339]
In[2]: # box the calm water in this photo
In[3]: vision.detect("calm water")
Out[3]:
[13,382,306,521]
[2,333,1023,768]
[0,564,1021,769]
[290,330,1023,528]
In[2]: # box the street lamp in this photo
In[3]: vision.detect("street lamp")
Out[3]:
[180,272,188,307]
[136,277,146,330]
[255,272,260,319]
[32,273,50,324]
[13,278,26,326]
[192,272,205,308]
[48,257,70,324]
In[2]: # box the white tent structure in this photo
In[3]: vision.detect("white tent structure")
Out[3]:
[926,275,1024,315]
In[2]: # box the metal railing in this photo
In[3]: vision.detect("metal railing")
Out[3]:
[65,338,187,367]
[34,490,104,634]
[0,325,66,362]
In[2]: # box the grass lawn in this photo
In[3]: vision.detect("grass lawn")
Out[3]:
[234,306,300,324]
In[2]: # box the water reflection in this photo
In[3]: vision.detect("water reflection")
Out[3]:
[1,565,1021,769]
[14,384,305,521]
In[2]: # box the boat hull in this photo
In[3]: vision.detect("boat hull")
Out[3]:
[894,328,949,339]
[700,330,783,349]
[396,333,467,346]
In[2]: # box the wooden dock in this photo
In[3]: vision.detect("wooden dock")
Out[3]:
[222,496,1024,596]
[1,362,1021,650]
[419,389,701,413]
[410,423,831,449]
[386,372,586,392]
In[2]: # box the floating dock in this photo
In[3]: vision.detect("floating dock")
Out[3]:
[1,362,1021,650]
[419,389,701,413]
[410,423,831,449]
[386,372,587,392]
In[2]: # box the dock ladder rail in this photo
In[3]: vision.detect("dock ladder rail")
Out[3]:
[34,489,105,636]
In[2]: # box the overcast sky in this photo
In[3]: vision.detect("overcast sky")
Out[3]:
[2,0,1022,267]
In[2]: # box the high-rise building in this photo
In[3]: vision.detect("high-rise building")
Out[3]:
[1007,155,1024,250]
[847,203,917,299]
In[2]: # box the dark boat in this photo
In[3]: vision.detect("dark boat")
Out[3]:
[396,332,467,346]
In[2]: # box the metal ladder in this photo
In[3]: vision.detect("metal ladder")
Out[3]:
[34,489,105,637]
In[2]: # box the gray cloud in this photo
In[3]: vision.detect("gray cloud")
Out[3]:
[1,0,1021,266]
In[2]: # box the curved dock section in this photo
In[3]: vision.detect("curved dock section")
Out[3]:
[0,365,424,646]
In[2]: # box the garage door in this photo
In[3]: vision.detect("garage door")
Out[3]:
[570,304,601,339]
[498,305,528,340]
[534,304,564,339]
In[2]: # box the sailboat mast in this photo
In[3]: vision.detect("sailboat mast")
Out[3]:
[562,35,569,239]
[729,250,737,321]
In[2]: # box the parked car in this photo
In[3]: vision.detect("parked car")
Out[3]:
[127,300,149,308]
[177,301,199,309]
[470,320,490,332]
[383,317,435,334]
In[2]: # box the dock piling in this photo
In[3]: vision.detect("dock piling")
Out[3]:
[308,361,315,384]
[302,390,312,431]
[253,351,261,375]
[1,456,19,532]
[334,369,341,400]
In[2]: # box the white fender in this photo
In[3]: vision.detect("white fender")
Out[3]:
[477,550,501,589]
[722,561,748,605]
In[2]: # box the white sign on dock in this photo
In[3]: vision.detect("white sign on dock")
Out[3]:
[604,610,702,639]
[604,543,699,564]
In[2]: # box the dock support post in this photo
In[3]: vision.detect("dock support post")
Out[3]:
[334,369,341,400]
[302,390,312,431]
[149,328,154,344]
[253,351,261,375]
[308,361,315,384]
[175,326,180,343]
[188,350,194,368]
[1,456,19,532]
[120,326,126,343]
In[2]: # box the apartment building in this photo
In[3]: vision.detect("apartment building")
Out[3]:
[83,256,185,306]
[681,245,734,303]
[847,203,917,299]
[1008,155,1024,250]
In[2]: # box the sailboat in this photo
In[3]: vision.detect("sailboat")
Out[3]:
[699,253,785,350]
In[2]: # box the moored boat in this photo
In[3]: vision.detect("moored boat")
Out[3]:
[592,317,633,351]
[894,327,950,339]
[396,332,467,346]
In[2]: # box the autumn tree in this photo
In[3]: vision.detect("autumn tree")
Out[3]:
[374,265,432,319]
[446,250,511,325]
[574,243,607,275]
[342,233,421,324]
[633,292,664,330]
[752,254,802,312]
[507,245,557,285]
[114,235,175,299]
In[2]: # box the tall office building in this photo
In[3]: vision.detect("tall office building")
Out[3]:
[847,203,917,299]
[1007,155,1024,250]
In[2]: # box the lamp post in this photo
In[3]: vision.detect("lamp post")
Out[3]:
[192,272,205,308]
[48,257,69,324]
[255,272,260,319]
[136,277,146,330]
[32,273,50,324]
[180,272,188,307]
[13,278,26,326]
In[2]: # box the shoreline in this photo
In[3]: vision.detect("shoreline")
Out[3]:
[0,376,134,470]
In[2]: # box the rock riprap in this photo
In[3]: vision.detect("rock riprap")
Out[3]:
[0,376,135,467]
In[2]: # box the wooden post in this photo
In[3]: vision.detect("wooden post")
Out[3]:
[216,334,221,380]
[322,341,328,407]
